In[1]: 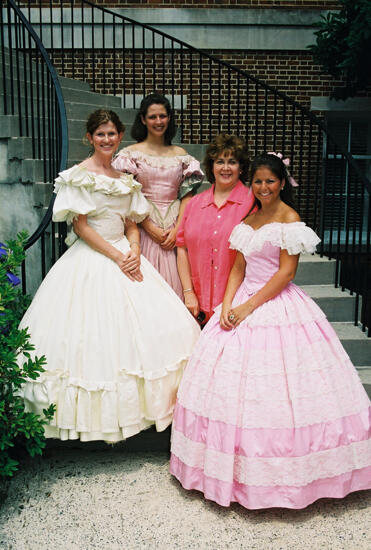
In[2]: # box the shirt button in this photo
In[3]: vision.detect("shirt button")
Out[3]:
[214,248,218,252]
[214,230,217,234]
[214,266,218,270]
[217,215,221,219]
[214,284,217,287]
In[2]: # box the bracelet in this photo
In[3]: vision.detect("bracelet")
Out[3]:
[183,288,193,293]
[130,241,140,248]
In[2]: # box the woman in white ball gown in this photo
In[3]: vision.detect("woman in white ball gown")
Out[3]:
[19,109,200,443]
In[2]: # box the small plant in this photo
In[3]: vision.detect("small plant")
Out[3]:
[308,0,371,99]
[0,232,55,479]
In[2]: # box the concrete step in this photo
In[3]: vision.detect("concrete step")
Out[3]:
[295,254,335,286]
[32,181,54,206]
[5,158,46,184]
[332,322,371,366]
[302,285,355,322]
[7,136,34,160]
[0,113,67,139]
[357,368,371,398]
[64,95,122,114]
[0,115,20,138]
[58,75,92,92]
[115,108,137,123]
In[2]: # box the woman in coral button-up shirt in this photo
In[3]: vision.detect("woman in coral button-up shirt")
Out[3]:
[176,134,255,322]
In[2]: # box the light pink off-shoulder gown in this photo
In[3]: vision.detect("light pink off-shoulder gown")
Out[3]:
[113,149,203,299]
[170,222,371,509]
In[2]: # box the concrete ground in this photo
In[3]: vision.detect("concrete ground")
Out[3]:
[1,431,370,550]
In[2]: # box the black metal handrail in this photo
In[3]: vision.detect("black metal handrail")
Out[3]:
[1,0,68,294]
[4,1,371,334]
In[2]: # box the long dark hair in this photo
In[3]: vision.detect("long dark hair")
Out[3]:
[131,93,176,145]
[247,153,296,215]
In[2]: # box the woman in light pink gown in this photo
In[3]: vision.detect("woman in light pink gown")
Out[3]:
[170,153,371,509]
[113,94,203,299]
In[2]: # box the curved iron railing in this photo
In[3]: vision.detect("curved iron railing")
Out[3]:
[1,0,68,294]
[4,1,371,334]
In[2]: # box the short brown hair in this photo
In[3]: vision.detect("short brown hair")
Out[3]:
[204,134,250,184]
[86,109,125,136]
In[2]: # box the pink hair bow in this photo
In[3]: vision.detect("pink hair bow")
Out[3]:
[267,152,299,187]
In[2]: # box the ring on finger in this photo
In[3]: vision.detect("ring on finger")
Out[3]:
[228,313,235,321]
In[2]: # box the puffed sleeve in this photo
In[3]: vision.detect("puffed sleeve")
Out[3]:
[126,185,150,223]
[280,223,321,255]
[229,223,249,254]
[53,166,97,225]
[178,156,204,199]
[112,150,139,175]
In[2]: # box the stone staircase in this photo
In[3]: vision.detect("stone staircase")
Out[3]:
[296,255,371,397]
[0,69,370,396]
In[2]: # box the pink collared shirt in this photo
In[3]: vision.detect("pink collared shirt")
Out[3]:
[176,180,255,315]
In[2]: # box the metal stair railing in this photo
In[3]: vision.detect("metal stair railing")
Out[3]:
[1,0,68,294]
[3,0,371,335]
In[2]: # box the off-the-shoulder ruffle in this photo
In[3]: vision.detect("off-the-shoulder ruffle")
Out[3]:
[111,152,139,176]
[113,149,204,199]
[229,222,321,256]
[52,164,149,233]
[113,148,203,172]
[54,164,142,196]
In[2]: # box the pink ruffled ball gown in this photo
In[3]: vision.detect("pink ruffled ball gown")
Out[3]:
[112,149,203,299]
[170,221,371,509]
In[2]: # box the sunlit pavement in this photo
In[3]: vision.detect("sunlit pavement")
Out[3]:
[1,433,370,550]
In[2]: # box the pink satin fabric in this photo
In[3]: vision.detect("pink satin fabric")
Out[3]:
[113,150,203,299]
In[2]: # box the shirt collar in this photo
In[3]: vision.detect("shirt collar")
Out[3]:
[201,180,247,208]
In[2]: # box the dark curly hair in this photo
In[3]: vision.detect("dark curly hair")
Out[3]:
[86,109,125,136]
[131,93,176,145]
[247,153,296,214]
[204,134,250,184]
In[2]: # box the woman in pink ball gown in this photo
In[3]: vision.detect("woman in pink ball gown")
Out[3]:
[170,152,371,510]
[112,93,203,299]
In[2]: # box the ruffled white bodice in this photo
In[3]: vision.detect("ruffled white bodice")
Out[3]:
[229,222,320,294]
[52,164,149,245]
[230,222,320,257]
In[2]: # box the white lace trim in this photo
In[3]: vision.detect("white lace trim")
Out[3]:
[229,222,321,257]
[54,164,142,196]
[176,336,370,429]
[114,149,198,169]
[171,430,371,487]
[146,199,180,229]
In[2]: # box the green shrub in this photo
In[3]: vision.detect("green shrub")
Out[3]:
[308,0,371,99]
[0,232,55,478]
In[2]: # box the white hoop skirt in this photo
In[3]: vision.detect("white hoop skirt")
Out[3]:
[19,165,201,442]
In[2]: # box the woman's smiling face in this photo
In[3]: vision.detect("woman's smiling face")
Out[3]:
[88,121,123,156]
[213,152,240,191]
[141,103,170,138]
[251,166,283,205]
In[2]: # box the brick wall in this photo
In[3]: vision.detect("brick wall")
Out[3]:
[51,48,352,123]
